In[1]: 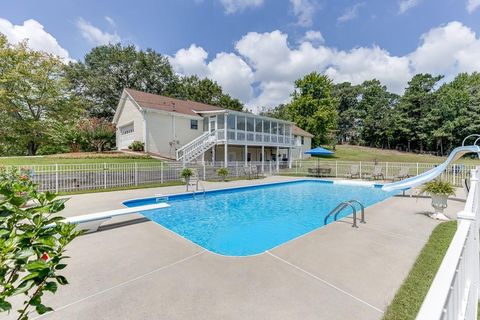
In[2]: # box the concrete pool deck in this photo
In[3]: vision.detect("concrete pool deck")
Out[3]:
[7,176,466,320]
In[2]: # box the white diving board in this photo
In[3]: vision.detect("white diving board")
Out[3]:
[51,203,170,234]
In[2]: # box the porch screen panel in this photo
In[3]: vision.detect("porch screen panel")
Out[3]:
[218,114,225,140]
[278,123,284,143]
[227,115,236,140]
[255,119,263,142]
[271,122,278,143]
[237,116,245,141]
[263,120,270,142]
[246,117,254,142]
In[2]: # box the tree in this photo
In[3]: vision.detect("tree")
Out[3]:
[287,72,338,146]
[259,104,290,121]
[332,82,362,144]
[178,75,243,111]
[66,44,180,119]
[358,80,398,148]
[394,74,443,152]
[0,34,84,156]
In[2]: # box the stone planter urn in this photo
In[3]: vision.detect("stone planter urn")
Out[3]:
[430,194,450,220]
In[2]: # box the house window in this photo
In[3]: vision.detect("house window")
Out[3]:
[191,119,198,130]
[301,136,304,145]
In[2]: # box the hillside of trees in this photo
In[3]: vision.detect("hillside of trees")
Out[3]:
[1,32,479,157]
[262,72,480,156]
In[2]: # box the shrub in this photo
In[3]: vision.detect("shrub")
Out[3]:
[0,168,80,319]
[420,179,456,197]
[77,118,116,152]
[128,141,144,152]
[180,168,193,181]
[217,168,229,181]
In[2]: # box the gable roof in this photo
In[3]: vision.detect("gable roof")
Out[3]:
[292,125,314,138]
[125,88,224,117]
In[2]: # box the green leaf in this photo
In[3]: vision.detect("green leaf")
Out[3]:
[55,275,69,285]
[35,303,53,315]
[44,281,57,293]
[54,264,67,270]
[0,299,12,312]
[20,272,39,282]
[16,248,36,260]
[26,260,48,271]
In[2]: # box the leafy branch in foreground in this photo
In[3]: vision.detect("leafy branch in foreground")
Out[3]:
[0,168,81,319]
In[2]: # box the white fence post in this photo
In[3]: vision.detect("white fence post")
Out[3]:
[359,161,362,178]
[335,161,338,178]
[103,163,107,189]
[160,162,164,184]
[386,162,389,180]
[55,164,59,193]
[134,162,138,186]
[416,162,419,176]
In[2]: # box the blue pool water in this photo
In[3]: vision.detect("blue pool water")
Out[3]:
[124,180,397,256]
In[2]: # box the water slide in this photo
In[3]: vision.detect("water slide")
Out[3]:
[382,144,480,192]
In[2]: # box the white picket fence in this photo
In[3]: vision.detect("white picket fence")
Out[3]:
[283,160,476,187]
[417,166,480,320]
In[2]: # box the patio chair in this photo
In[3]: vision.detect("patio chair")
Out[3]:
[363,165,384,180]
[347,165,360,179]
[393,167,410,181]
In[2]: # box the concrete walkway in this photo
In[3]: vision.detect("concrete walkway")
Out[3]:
[3,177,466,320]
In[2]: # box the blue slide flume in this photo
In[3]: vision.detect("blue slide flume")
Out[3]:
[382,145,480,192]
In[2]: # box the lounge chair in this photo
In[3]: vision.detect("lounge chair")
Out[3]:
[348,165,360,179]
[394,167,410,181]
[363,165,384,180]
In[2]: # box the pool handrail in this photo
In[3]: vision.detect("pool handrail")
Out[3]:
[324,201,360,228]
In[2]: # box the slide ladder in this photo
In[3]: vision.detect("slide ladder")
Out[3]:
[382,135,480,192]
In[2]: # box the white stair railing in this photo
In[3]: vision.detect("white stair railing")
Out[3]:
[176,130,218,164]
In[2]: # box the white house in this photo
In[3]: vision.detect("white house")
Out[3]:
[113,89,313,167]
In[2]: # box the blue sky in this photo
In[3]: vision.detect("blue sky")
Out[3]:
[1,0,480,110]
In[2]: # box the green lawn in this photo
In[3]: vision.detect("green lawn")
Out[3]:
[383,221,457,320]
[0,153,161,165]
[309,145,479,164]
[59,181,184,195]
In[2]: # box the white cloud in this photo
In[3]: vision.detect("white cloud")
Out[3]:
[0,18,71,61]
[398,0,422,14]
[76,18,121,45]
[467,0,480,13]
[338,2,365,23]
[219,0,264,14]
[170,45,254,102]
[290,0,317,27]
[171,21,480,112]
[301,30,324,44]
[409,21,480,75]
[105,16,116,27]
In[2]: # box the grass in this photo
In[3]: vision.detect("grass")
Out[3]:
[382,221,457,320]
[311,145,479,164]
[58,181,184,195]
[0,152,160,165]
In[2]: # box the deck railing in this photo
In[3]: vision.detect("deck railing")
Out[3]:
[416,166,480,320]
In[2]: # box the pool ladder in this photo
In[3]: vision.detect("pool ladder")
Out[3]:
[324,200,365,228]
[192,180,206,199]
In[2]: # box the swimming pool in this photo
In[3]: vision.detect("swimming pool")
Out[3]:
[124,180,398,256]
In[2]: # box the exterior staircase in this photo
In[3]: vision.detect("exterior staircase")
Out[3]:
[176,130,218,164]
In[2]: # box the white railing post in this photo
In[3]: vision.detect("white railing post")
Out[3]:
[386,162,389,180]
